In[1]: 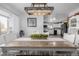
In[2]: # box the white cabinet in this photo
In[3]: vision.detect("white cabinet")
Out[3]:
[68,15,79,45]
[68,15,79,34]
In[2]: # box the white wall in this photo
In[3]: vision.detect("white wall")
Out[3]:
[8,14,20,37]
[20,15,43,37]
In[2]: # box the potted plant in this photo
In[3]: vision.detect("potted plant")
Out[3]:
[31,34,48,40]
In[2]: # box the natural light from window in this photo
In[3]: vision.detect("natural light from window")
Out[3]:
[0,15,8,34]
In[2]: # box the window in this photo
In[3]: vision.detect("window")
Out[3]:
[0,15,8,35]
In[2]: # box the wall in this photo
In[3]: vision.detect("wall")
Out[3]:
[20,15,43,37]
[8,14,20,37]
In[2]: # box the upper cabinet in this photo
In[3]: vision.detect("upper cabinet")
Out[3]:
[68,15,79,34]
[70,18,77,27]
[69,15,79,27]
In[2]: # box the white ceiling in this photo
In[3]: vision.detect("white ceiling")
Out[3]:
[0,3,79,19]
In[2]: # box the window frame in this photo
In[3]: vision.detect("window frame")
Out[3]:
[0,14,9,35]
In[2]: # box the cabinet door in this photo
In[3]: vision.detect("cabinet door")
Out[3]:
[70,18,77,27]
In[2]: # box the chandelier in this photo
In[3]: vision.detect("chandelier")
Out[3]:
[24,3,54,16]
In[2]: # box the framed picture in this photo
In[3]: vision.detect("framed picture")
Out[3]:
[27,18,37,27]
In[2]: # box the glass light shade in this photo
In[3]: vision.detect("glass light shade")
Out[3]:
[27,10,52,16]
[24,3,54,16]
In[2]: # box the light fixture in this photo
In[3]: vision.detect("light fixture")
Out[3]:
[24,3,54,16]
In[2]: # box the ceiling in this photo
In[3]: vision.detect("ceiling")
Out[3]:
[0,3,79,19]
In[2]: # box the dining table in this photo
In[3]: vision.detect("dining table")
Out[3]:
[0,37,77,56]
